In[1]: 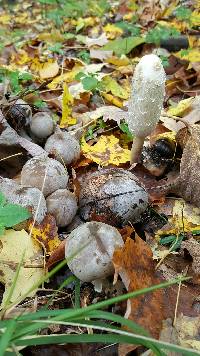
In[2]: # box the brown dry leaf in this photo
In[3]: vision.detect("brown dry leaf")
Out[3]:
[113,235,200,342]
[29,214,60,255]
[46,240,66,269]
[113,236,168,338]
[181,238,200,274]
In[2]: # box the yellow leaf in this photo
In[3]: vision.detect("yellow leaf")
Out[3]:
[0,229,44,307]
[81,135,130,166]
[38,29,65,43]
[175,48,200,63]
[191,10,200,27]
[156,199,200,238]
[101,92,123,107]
[29,215,60,254]
[48,64,83,89]
[39,60,59,79]
[103,23,123,39]
[106,55,130,66]
[60,83,76,127]
[102,76,129,99]
[0,14,11,25]
[167,97,194,117]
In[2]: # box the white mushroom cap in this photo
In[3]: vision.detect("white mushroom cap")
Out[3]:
[30,112,54,139]
[21,155,69,197]
[46,189,78,227]
[65,221,124,284]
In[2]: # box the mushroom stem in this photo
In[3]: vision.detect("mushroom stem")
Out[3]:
[130,136,145,164]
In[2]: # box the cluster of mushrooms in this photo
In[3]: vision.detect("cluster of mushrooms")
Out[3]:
[1,54,166,289]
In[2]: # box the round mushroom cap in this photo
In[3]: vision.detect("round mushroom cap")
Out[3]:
[30,112,54,139]
[45,128,80,165]
[79,168,148,226]
[21,155,69,197]
[0,178,47,224]
[46,189,78,227]
[65,221,124,283]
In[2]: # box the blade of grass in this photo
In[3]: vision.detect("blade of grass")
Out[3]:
[12,277,187,341]
[14,332,200,355]
[0,319,17,355]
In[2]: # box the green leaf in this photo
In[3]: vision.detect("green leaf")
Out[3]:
[115,21,141,36]
[75,71,85,81]
[174,6,192,21]
[0,224,5,236]
[145,25,180,45]
[0,192,6,207]
[82,76,99,91]
[102,36,145,56]
[119,122,133,141]
[0,204,31,227]
[48,43,64,55]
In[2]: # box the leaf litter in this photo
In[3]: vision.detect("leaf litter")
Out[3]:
[0,0,200,354]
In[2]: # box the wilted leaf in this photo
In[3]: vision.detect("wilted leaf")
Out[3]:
[167,97,194,116]
[113,235,200,340]
[102,76,129,99]
[60,82,76,127]
[175,315,200,351]
[103,23,123,39]
[0,229,44,307]
[103,36,145,56]
[39,60,59,79]
[29,215,60,255]
[175,48,200,63]
[85,33,108,47]
[81,135,130,166]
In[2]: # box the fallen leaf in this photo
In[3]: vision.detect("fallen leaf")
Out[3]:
[29,214,60,255]
[167,97,194,117]
[101,92,123,107]
[0,229,44,307]
[102,76,129,99]
[46,240,66,269]
[113,236,169,338]
[39,60,59,79]
[181,238,200,274]
[175,314,200,351]
[175,49,200,63]
[81,135,130,166]
[103,23,123,39]
[77,106,127,125]
[60,82,76,127]
[103,37,145,56]
[90,49,113,61]
[85,33,108,47]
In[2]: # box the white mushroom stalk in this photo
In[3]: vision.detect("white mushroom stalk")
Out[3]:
[127,54,166,164]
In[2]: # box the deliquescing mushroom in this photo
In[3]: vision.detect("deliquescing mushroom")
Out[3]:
[127,54,166,164]
[65,221,124,291]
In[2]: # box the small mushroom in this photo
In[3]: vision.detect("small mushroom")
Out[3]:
[0,177,47,224]
[30,112,54,139]
[65,221,124,289]
[79,168,148,226]
[21,155,69,197]
[46,189,78,227]
[127,54,166,164]
[3,99,32,132]
[44,127,80,165]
